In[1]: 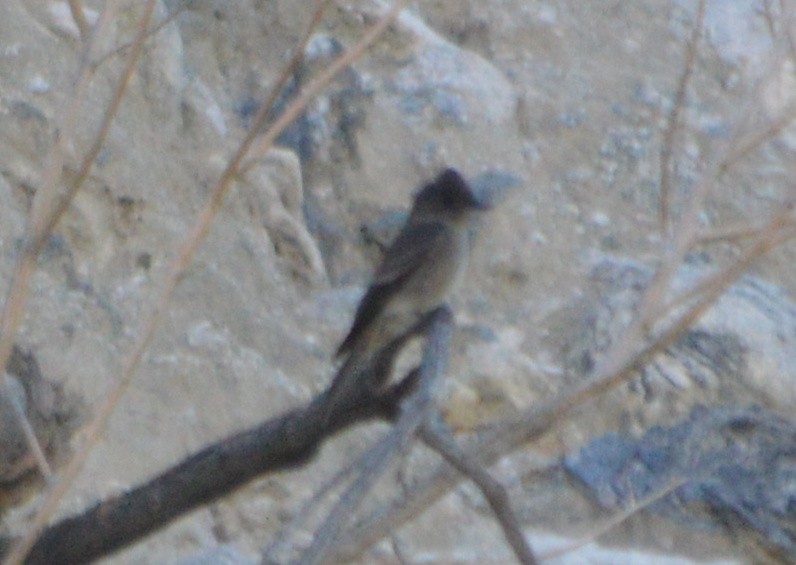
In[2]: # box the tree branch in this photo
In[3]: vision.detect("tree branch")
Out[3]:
[7,309,451,565]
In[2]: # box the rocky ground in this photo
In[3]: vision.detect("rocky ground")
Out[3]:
[1,0,795,563]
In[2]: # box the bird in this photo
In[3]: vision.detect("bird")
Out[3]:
[324,167,490,418]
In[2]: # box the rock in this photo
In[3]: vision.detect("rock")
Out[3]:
[554,256,796,426]
[0,346,81,486]
[241,148,328,283]
[564,404,796,561]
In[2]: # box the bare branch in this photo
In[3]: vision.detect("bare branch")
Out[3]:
[242,0,410,172]
[67,0,90,40]
[0,0,122,509]
[299,308,453,565]
[328,198,796,563]
[419,416,538,565]
[0,309,449,565]
[95,1,193,67]
[2,2,158,563]
[5,1,412,562]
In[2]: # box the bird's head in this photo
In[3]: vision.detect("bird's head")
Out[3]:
[411,168,491,222]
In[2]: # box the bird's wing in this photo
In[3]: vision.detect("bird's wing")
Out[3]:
[336,221,445,357]
[372,221,446,284]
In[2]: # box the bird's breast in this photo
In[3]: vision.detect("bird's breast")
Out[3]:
[390,228,469,314]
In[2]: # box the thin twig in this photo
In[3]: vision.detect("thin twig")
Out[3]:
[43,8,163,247]
[298,308,452,565]
[761,0,777,39]
[242,0,410,172]
[661,203,795,319]
[659,0,705,234]
[0,375,52,480]
[2,3,157,563]
[67,0,90,40]
[695,222,767,244]
[94,0,194,68]
[239,0,335,176]
[10,401,52,481]
[540,478,686,560]
[779,0,796,63]
[0,0,120,495]
[328,197,796,562]
[647,202,795,326]
[420,416,538,565]
[6,2,407,563]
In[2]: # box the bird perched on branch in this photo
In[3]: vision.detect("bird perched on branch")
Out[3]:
[324,167,490,417]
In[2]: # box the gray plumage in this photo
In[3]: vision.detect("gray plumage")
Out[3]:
[325,168,489,417]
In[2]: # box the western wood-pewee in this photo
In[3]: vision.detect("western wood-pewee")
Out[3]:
[325,167,489,416]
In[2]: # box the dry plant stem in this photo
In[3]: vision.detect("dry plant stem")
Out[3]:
[641,97,796,330]
[0,0,119,384]
[643,10,796,325]
[2,3,157,563]
[695,222,767,244]
[419,417,538,565]
[663,204,795,318]
[330,6,796,561]
[298,308,453,565]
[0,374,52,479]
[45,6,162,243]
[96,0,194,67]
[657,204,796,322]
[242,0,411,172]
[8,2,407,564]
[68,0,90,39]
[11,401,52,480]
[777,0,796,61]
[539,478,686,560]
[768,221,796,248]
[0,1,120,490]
[723,103,796,172]
[238,0,334,177]
[330,212,794,562]
[659,0,705,233]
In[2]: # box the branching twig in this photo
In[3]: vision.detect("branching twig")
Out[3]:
[0,310,449,565]
[652,202,796,323]
[0,0,123,525]
[1,3,159,564]
[761,0,777,39]
[298,308,453,565]
[695,222,768,244]
[419,415,538,565]
[5,3,407,563]
[241,0,410,172]
[95,0,194,67]
[327,194,796,564]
